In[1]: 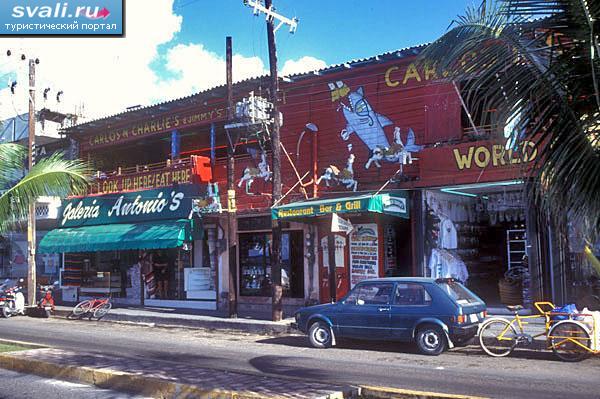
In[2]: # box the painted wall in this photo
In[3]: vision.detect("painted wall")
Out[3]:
[74,55,533,212]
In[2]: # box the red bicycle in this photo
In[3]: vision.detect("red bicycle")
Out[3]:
[70,296,112,320]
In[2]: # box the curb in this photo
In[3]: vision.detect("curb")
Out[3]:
[53,308,293,336]
[0,352,294,399]
[358,386,488,399]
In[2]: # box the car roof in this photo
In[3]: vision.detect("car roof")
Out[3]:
[357,277,438,284]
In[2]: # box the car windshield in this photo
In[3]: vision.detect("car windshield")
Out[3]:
[436,280,480,305]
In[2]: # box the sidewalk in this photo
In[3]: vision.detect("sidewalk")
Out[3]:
[53,305,295,335]
[0,347,353,399]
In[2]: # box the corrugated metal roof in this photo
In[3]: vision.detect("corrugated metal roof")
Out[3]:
[64,44,427,136]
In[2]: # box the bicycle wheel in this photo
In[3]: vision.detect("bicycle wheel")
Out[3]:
[549,321,591,362]
[71,300,93,317]
[479,319,518,357]
[92,302,112,320]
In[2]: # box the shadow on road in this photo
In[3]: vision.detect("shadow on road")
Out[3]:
[256,335,420,354]
[249,355,342,380]
[257,336,588,363]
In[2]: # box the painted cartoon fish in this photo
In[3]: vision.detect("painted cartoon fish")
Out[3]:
[340,87,392,150]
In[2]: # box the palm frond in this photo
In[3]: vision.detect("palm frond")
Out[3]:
[0,152,90,231]
[0,143,26,188]
[421,0,600,234]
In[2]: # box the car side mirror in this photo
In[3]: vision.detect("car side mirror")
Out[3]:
[356,298,365,306]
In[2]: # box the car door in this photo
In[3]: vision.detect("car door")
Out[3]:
[335,281,393,340]
[390,283,434,340]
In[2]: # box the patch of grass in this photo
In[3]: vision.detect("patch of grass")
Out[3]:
[0,343,28,353]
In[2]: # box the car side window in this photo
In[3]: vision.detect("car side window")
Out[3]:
[346,282,393,305]
[394,283,432,306]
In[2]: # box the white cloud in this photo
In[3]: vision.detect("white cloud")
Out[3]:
[0,0,325,123]
[156,43,267,100]
[281,56,327,77]
[0,0,182,120]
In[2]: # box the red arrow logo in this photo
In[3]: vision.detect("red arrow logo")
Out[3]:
[87,7,110,20]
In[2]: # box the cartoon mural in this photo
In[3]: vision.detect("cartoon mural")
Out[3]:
[238,150,272,194]
[365,127,424,172]
[317,152,358,192]
[329,81,423,172]
[339,86,392,150]
[193,182,222,214]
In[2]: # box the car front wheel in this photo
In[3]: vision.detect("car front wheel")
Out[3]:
[416,325,447,355]
[308,321,333,348]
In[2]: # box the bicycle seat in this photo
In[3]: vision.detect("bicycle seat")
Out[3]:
[506,305,524,312]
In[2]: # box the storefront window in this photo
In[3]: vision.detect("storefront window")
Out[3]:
[239,231,304,298]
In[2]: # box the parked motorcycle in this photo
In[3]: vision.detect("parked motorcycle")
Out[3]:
[0,279,25,318]
[37,282,57,316]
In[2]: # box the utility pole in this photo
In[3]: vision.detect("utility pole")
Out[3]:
[27,58,36,306]
[243,0,297,322]
[265,0,283,322]
[226,36,238,318]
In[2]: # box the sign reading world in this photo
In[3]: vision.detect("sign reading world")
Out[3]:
[60,186,201,228]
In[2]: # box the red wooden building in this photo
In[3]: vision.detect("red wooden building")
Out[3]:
[43,45,559,314]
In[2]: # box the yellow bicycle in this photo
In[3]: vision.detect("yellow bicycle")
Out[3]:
[478,302,597,362]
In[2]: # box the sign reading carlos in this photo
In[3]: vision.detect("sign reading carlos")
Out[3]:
[60,186,200,228]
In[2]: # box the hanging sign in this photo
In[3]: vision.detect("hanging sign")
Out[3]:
[80,107,226,150]
[331,213,353,234]
[60,186,201,228]
[349,224,379,288]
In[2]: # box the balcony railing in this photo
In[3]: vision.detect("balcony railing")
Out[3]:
[462,124,499,141]
[88,156,196,195]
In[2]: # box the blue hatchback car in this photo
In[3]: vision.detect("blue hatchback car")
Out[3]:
[293,277,486,355]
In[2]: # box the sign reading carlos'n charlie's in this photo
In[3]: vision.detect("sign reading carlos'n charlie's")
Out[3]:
[60,186,201,228]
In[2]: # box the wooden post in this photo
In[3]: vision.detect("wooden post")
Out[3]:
[266,0,283,322]
[226,36,238,318]
[27,58,37,306]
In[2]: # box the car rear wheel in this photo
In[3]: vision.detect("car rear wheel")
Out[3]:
[416,325,447,355]
[308,321,333,349]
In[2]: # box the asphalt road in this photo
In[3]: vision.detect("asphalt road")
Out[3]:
[0,317,598,399]
[0,368,148,399]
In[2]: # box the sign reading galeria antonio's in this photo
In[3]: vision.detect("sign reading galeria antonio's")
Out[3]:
[60,186,201,228]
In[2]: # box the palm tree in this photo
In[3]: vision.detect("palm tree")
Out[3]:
[0,143,90,231]
[422,0,600,235]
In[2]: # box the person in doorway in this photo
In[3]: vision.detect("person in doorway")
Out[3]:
[153,250,169,299]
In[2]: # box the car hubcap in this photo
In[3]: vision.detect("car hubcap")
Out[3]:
[423,331,439,349]
[314,327,329,344]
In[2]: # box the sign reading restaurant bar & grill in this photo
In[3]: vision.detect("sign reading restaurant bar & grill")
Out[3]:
[276,198,368,219]
[273,192,409,220]
[60,186,201,228]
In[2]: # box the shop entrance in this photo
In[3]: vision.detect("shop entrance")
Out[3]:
[425,182,530,306]
[318,233,349,303]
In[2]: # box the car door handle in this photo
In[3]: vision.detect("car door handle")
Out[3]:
[378,307,390,312]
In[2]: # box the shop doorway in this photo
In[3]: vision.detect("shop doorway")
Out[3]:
[238,231,305,298]
[425,182,530,306]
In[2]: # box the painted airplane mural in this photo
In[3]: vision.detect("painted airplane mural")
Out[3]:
[329,81,423,171]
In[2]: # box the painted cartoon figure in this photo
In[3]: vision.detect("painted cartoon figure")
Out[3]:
[316,154,358,192]
[339,86,392,150]
[365,127,423,171]
[238,151,272,194]
[194,183,222,213]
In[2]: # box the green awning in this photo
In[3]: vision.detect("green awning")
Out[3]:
[39,219,193,253]
[272,192,409,220]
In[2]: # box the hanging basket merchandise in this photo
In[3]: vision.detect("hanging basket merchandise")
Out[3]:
[499,278,523,305]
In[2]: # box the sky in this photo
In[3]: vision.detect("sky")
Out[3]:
[0,0,474,122]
